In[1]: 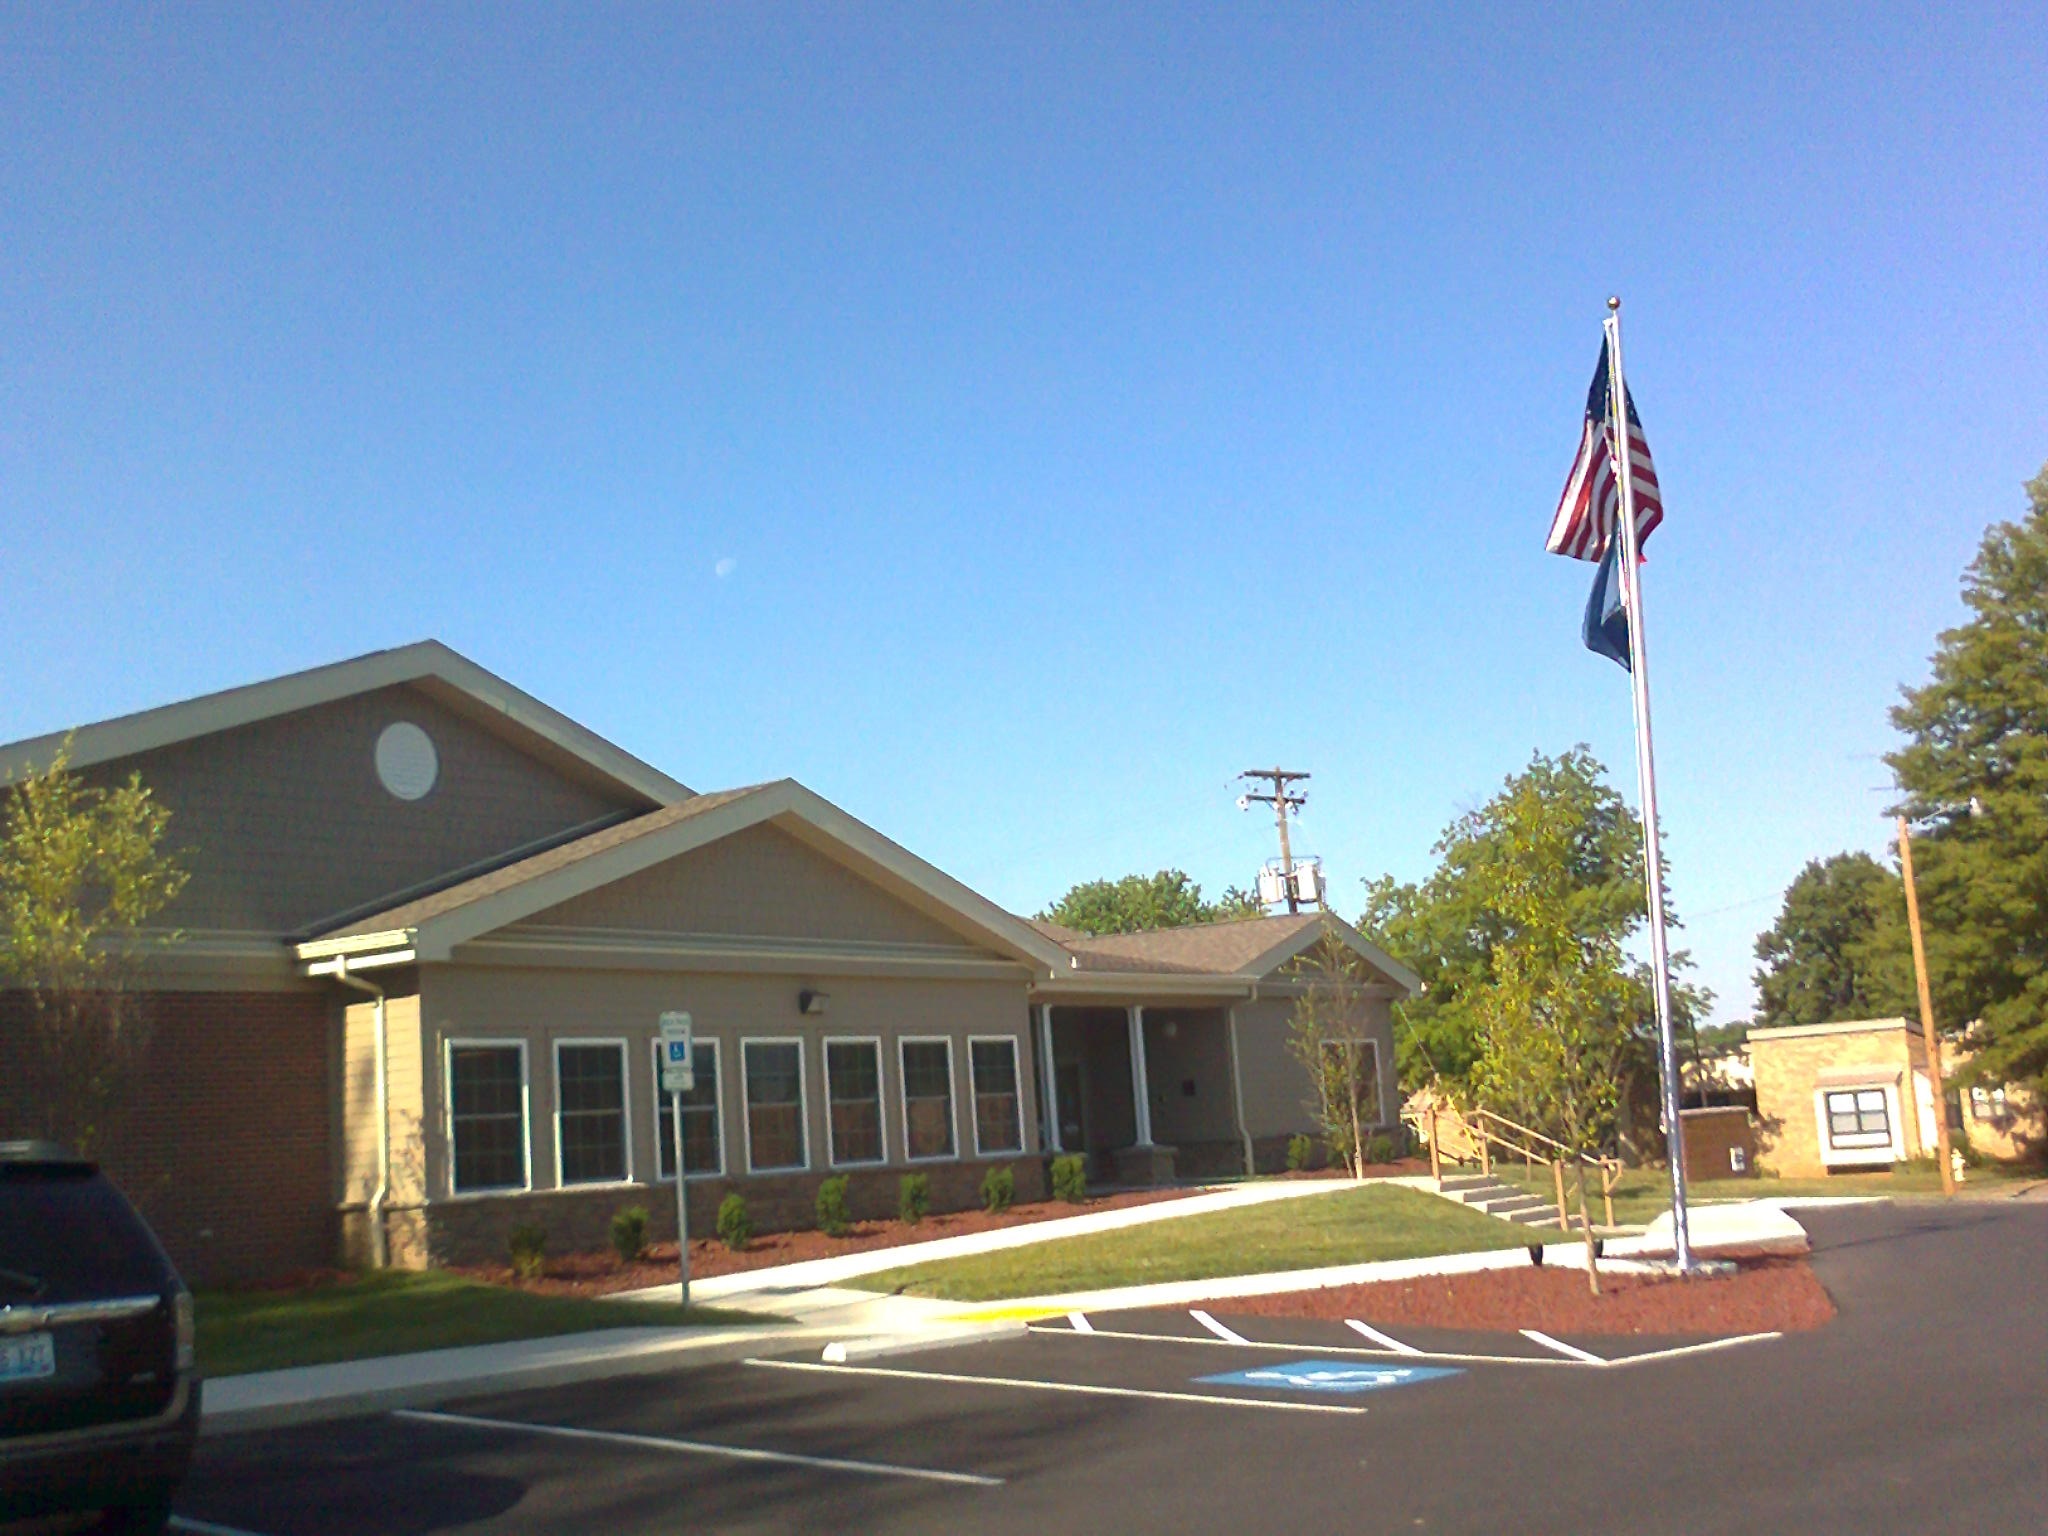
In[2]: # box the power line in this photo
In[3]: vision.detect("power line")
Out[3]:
[1238,767,1311,913]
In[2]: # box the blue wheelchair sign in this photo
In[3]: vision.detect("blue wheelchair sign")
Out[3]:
[1197,1359,1461,1395]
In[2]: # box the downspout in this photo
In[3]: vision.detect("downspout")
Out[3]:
[332,957,390,1270]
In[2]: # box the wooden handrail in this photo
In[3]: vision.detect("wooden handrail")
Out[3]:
[1405,1096,1622,1229]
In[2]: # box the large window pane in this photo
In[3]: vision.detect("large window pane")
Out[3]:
[827,1040,885,1165]
[655,1039,721,1179]
[970,1039,1022,1154]
[745,1040,807,1172]
[901,1040,955,1160]
[450,1044,526,1193]
[557,1043,628,1185]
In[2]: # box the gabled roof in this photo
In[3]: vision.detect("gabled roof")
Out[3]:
[1044,911,1422,994]
[0,640,690,807]
[296,778,1072,971]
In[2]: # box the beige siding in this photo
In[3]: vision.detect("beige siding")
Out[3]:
[1144,1010,1239,1145]
[85,683,644,934]
[1232,993,1395,1139]
[416,965,1038,1199]
[522,823,978,949]
[339,985,426,1208]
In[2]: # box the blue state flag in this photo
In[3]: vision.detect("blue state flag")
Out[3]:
[1584,540,1631,671]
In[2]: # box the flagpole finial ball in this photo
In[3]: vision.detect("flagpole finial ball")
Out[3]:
[1607,295,1621,311]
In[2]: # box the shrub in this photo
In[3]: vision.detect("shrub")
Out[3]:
[610,1205,650,1264]
[1365,1134,1396,1165]
[1050,1153,1087,1203]
[716,1192,753,1251]
[981,1164,1015,1215]
[816,1175,852,1238]
[898,1172,931,1224]
[508,1222,547,1280]
[1286,1133,1315,1172]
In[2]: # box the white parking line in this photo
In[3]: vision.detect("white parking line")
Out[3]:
[393,1407,1004,1487]
[748,1356,1368,1415]
[1189,1309,1248,1344]
[1518,1329,1606,1364]
[1601,1332,1782,1368]
[171,1518,278,1536]
[1067,1310,1095,1333]
[1027,1322,1583,1367]
[1344,1320,1423,1355]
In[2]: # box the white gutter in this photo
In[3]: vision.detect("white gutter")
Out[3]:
[311,953,409,1270]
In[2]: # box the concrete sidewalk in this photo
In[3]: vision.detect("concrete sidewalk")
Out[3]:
[616,1177,1373,1306]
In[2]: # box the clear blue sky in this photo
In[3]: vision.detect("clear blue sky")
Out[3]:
[4,4,2043,1024]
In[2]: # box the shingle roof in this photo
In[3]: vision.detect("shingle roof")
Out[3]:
[310,783,775,939]
[1054,913,1326,975]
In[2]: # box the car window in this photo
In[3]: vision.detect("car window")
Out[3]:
[0,1166,170,1302]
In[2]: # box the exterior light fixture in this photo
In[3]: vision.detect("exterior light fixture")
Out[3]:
[799,989,829,1016]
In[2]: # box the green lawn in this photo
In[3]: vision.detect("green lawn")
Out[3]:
[196,1271,763,1377]
[851,1183,1535,1302]
[1494,1162,2036,1228]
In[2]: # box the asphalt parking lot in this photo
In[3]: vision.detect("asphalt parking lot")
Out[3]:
[175,1199,2047,1536]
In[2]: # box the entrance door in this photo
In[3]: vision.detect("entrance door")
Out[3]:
[1055,1059,1086,1152]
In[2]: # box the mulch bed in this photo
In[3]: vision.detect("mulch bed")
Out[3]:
[1213,1255,1836,1337]
[450,1187,1206,1299]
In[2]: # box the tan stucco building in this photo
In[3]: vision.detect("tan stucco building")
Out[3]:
[0,642,1416,1282]
[1750,1018,1942,1177]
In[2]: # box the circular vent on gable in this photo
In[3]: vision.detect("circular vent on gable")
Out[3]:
[375,722,439,801]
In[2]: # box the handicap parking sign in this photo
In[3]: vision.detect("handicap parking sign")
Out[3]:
[1198,1359,1462,1395]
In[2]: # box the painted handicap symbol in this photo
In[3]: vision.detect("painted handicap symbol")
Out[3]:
[1197,1358,1462,1395]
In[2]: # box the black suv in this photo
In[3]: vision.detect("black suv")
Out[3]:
[0,1142,199,1533]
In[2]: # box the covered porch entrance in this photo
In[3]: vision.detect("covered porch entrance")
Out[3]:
[1031,1001,1252,1185]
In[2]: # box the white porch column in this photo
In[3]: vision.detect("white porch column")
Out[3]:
[1226,1004,1253,1176]
[1038,1004,1062,1154]
[1127,1004,1154,1147]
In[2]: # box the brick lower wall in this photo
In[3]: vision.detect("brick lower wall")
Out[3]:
[0,989,334,1286]
[1681,1107,1758,1181]
[395,1156,1052,1269]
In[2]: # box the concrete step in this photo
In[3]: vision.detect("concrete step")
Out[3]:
[1436,1174,1496,1192]
[1473,1193,1550,1217]
[1506,1206,1569,1226]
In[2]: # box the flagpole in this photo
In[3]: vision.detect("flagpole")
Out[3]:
[1604,296,1695,1272]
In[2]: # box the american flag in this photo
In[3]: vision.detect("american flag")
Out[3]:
[1546,343,1662,562]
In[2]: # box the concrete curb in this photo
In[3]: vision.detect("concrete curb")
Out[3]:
[199,1325,841,1437]
[820,1321,1027,1364]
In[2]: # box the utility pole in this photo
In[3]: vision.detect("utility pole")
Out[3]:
[1239,768,1310,912]
[1896,817,1956,1196]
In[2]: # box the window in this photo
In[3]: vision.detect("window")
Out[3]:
[743,1039,807,1172]
[1825,1088,1891,1146]
[900,1038,956,1161]
[970,1038,1023,1155]
[1319,1038,1384,1127]
[653,1038,722,1179]
[826,1039,886,1166]
[1970,1085,2010,1121]
[555,1040,630,1185]
[447,1041,528,1194]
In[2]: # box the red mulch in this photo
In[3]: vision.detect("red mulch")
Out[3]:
[1213,1255,1836,1337]
[448,1187,1203,1299]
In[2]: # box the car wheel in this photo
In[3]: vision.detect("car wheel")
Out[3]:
[95,1492,176,1534]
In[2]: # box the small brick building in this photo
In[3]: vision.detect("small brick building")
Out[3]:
[1749,1018,1942,1177]
[1,642,1416,1284]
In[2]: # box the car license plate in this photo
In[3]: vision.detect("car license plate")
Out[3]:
[0,1332,57,1384]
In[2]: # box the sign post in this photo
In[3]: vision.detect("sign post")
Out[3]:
[658,1012,695,1306]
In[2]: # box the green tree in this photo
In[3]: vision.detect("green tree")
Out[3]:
[1359,747,1707,1103]
[1041,869,1260,936]
[1751,852,1914,1028]
[0,742,188,1154]
[1885,463,2048,1097]
[1462,766,1641,1294]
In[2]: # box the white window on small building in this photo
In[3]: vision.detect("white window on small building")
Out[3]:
[653,1037,722,1179]
[900,1038,957,1161]
[825,1038,886,1167]
[447,1041,530,1195]
[1824,1088,1891,1148]
[555,1040,631,1186]
[1969,1084,2010,1122]
[743,1039,808,1173]
[969,1037,1024,1156]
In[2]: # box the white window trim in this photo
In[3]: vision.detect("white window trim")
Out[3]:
[443,1036,532,1199]
[741,1035,810,1175]
[898,1035,960,1164]
[967,1034,1025,1157]
[823,1035,890,1169]
[1814,1083,1904,1167]
[650,1035,724,1181]
[552,1037,635,1189]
